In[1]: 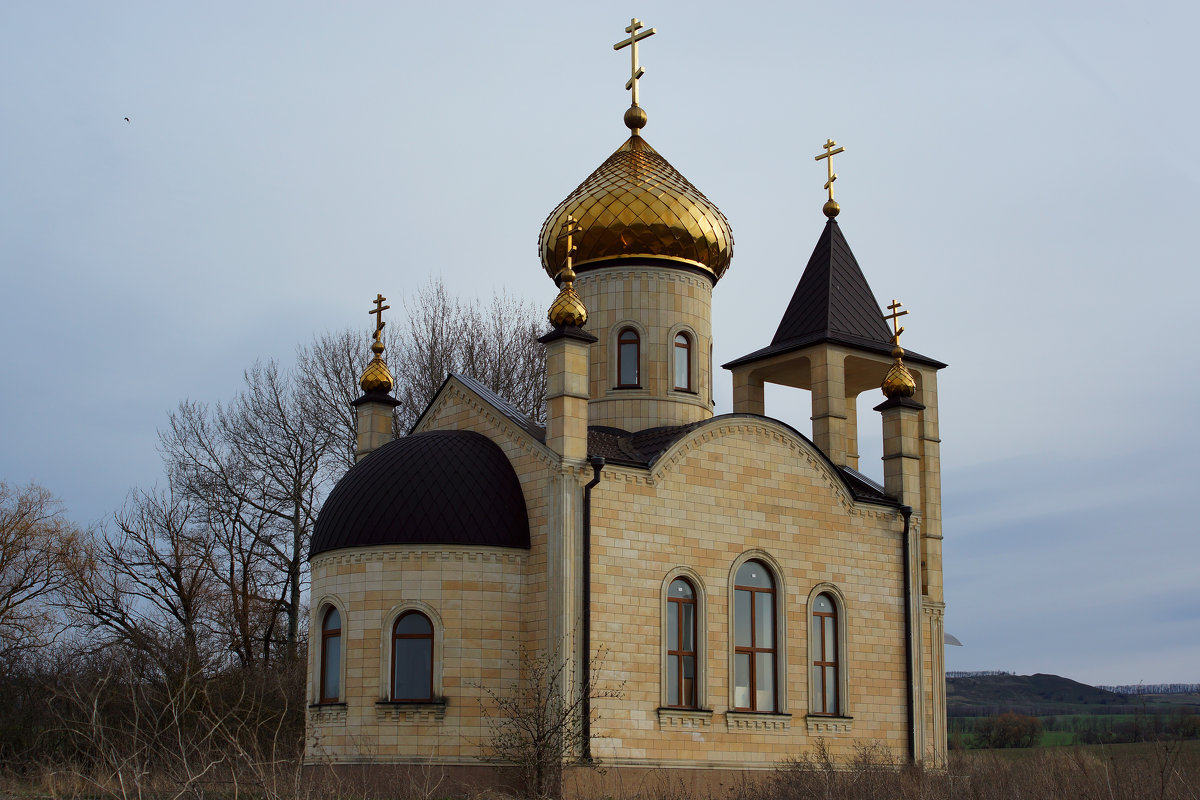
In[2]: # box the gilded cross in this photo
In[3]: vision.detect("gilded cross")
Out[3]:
[884,299,908,343]
[369,293,389,342]
[562,215,581,267]
[814,139,846,201]
[613,18,656,107]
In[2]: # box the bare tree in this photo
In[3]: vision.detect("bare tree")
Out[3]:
[295,328,364,472]
[60,488,215,679]
[0,482,78,671]
[393,278,466,431]
[480,643,623,799]
[459,291,548,426]
[195,491,280,669]
[161,360,335,663]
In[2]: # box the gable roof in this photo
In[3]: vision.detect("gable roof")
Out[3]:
[587,415,898,507]
[724,219,946,369]
[411,373,548,444]
[411,376,897,506]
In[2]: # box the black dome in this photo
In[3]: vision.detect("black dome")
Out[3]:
[310,430,530,558]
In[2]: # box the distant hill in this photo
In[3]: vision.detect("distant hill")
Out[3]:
[947,673,1134,717]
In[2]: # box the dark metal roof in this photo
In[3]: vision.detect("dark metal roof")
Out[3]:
[587,423,703,467]
[310,430,530,558]
[839,466,893,504]
[411,373,547,443]
[588,414,898,507]
[724,219,946,370]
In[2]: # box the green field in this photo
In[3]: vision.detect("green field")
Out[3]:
[951,713,1200,749]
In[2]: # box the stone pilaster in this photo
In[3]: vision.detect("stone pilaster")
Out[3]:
[730,367,764,415]
[811,349,849,466]
[351,392,399,462]
[539,326,597,462]
[874,395,924,506]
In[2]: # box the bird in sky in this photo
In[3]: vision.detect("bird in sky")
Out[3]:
[124,117,130,123]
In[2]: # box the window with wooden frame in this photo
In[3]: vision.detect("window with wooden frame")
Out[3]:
[673,332,692,391]
[617,328,640,387]
[733,560,777,711]
[811,593,840,715]
[666,578,698,708]
[319,606,342,703]
[391,610,434,701]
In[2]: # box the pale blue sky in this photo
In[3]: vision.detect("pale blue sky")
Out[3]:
[2,1,1197,684]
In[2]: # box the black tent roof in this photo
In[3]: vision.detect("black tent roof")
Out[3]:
[725,219,945,370]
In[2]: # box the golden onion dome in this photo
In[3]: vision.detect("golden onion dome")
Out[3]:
[881,346,917,399]
[548,285,588,327]
[539,135,734,282]
[359,340,395,394]
[547,264,588,327]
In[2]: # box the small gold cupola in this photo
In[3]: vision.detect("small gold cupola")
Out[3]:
[352,294,400,463]
[360,339,395,394]
[881,299,917,400]
[547,216,588,327]
[359,294,395,393]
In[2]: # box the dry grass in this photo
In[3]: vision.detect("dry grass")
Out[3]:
[727,739,1200,800]
[3,741,1198,800]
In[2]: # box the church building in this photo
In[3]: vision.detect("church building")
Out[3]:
[305,19,948,791]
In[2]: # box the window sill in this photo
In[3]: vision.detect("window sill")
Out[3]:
[805,714,853,734]
[307,703,348,724]
[375,698,447,722]
[657,707,714,728]
[725,710,791,731]
[308,701,347,708]
[611,385,644,391]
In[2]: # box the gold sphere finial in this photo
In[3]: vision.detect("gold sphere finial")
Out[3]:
[823,199,840,218]
[624,105,648,132]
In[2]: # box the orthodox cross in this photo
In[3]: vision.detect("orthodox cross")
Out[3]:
[814,138,846,201]
[613,18,656,107]
[559,215,582,274]
[884,299,908,344]
[369,293,389,342]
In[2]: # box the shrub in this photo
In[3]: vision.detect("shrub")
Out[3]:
[974,712,1043,748]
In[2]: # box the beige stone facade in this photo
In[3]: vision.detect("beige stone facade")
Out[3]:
[307,356,947,775]
[306,115,946,786]
[574,266,714,430]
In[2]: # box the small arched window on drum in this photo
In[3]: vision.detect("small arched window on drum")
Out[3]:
[319,607,341,703]
[617,328,640,387]
[392,611,434,701]
[674,332,692,391]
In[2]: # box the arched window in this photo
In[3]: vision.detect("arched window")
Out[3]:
[674,332,691,391]
[617,328,640,387]
[811,593,839,715]
[319,607,342,703]
[391,610,434,701]
[733,560,776,711]
[666,578,697,708]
